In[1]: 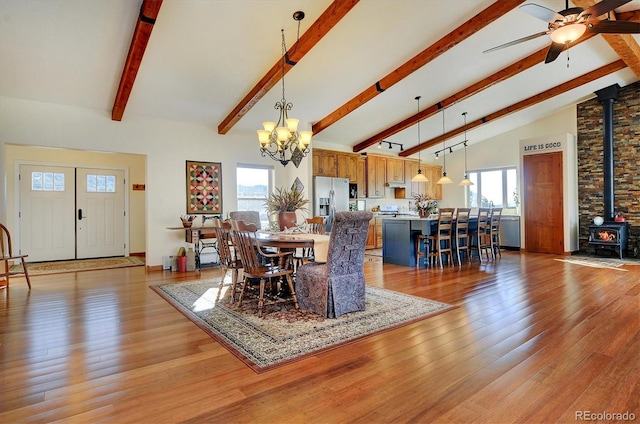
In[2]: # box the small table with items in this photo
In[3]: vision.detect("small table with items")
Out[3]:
[167,225,218,270]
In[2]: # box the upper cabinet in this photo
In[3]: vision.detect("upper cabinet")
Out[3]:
[386,158,405,183]
[356,157,367,198]
[336,153,358,183]
[366,155,386,198]
[312,149,337,177]
[424,163,443,200]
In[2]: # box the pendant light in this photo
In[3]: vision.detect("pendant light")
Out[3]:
[459,112,474,186]
[411,96,429,183]
[436,108,453,184]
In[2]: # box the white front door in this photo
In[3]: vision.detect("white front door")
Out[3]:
[19,165,127,261]
[19,165,76,262]
[76,168,126,259]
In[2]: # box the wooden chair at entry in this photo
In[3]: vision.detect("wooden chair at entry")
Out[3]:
[229,220,299,317]
[428,208,455,268]
[1,223,31,289]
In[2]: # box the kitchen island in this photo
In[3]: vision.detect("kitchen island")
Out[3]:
[382,216,437,267]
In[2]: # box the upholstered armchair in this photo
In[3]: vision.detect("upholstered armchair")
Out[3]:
[295,211,373,318]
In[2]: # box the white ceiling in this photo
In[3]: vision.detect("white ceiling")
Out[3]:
[1,0,638,159]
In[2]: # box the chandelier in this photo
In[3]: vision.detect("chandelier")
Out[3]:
[257,12,312,168]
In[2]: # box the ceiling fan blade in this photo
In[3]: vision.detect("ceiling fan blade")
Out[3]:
[544,42,565,63]
[520,3,564,22]
[588,19,640,34]
[580,0,631,19]
[483,31,549,53]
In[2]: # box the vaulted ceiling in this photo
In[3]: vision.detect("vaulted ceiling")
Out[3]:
[1,0,638,160]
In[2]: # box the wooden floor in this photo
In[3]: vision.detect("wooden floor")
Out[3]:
[1,251,638,423]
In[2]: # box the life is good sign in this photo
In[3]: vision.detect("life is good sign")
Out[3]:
[522,140,563,154]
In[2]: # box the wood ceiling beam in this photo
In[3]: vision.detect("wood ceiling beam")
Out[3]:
[572,0,640,78]
[112,0,163,121]
[217,0,359,135]
[399,60,627,157]
[311,0,526,135]
[353,33,597,152]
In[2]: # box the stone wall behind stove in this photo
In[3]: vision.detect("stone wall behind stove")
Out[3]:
[576,81,639,255]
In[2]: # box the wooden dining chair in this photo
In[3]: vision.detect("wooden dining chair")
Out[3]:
[294,216,327,269]
[1,223,31,289]
[229,220,298,317]
[455,208,472,265]
[211,218,243,302]
[428,208,455,268]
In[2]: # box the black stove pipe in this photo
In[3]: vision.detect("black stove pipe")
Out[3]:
[595,84,620,221]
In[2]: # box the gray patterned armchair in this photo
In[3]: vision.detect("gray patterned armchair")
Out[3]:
[295,211,373,318]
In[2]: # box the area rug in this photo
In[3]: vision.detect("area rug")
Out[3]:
[151,279,455,373]
[554,256,637,271]
[10,256,145,275]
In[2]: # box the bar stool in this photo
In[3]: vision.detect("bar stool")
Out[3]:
[415,233,430,267]
[428,208,455,268]
[489,207,503,259]
[470,208,492,262]
[455,208,471,265]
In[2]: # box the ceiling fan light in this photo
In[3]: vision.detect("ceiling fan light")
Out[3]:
[549,23,586,44]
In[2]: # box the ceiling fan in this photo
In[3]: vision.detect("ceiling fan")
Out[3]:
[484,0,640,63]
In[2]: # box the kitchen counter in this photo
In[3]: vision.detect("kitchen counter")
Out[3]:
[382,217,437,267]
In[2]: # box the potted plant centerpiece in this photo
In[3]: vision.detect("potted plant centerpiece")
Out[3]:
[265,186,309,231]
[413,193,438,218]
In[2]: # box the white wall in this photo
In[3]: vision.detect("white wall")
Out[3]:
[0,96,311,267]
[437,106,578,208]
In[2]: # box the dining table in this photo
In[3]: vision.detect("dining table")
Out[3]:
[253,231,330,298]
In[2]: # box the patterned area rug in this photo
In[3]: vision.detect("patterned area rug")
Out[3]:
[554,256,638,271]
[11,256,145,275]
[151,279,455,373]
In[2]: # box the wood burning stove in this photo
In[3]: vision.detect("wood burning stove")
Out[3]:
[588,222,629,259]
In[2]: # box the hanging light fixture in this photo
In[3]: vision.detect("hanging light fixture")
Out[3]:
[436,108,452,184]
[459,112,474,186]
[256,11,311,168]
[411,96,428,183]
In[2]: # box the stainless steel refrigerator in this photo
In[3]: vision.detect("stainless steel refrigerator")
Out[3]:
[313,176,349,232]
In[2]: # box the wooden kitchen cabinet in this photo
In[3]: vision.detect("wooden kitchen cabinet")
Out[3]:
[366,155,386,198]
[312,149,337,177]
[356,157,367,198]
[366,220,376,249]
[386,158,405,183]
[365,216,384,249]
[424,164,443,199]
[336,153,358,182]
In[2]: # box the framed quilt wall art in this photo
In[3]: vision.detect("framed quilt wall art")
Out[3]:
[186,160,222,214]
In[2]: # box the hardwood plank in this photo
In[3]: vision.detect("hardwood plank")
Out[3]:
[0,251,638,423]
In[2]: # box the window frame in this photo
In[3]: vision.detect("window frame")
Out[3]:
[467,166,518,209]
[236,164,274,228]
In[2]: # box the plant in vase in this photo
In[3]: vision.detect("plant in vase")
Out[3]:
[413,193,438,217]
[265,186,309,231]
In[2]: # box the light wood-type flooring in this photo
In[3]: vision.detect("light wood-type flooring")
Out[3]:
[1,251,638,423]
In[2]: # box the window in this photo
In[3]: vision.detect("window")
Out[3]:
[86,174,116,192]
[468,167,518,208]
[31,172,65,191]
[236,164,273,228]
